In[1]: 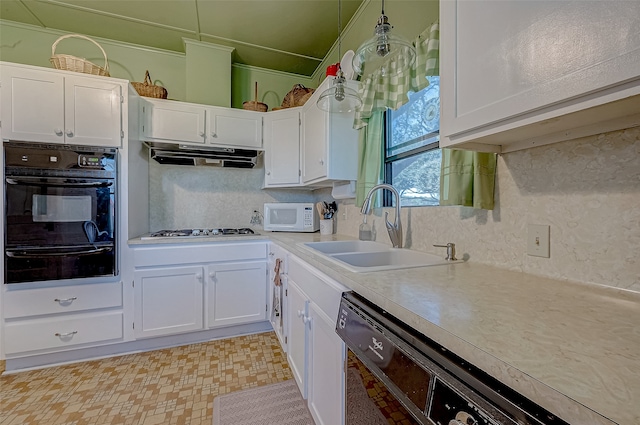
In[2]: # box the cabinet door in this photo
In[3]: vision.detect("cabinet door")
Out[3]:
[207,261,267,328]
[287,279,309,399]
[65,76,122,147]
[440,0,640,150]
[0,66,65,143]
[268,245,289,351]
[207,107,262,148]
[143,98,206,144]
[301,99,328,183]
[308,301,345,425]
[134,266,204,338]
[263,109,301,186]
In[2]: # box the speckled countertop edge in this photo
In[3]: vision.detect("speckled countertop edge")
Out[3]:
[129,232,640,425]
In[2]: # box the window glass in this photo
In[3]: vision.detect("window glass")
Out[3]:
[386,76,441,207]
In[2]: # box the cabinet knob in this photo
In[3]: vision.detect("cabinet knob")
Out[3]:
[196,274,203,281]
[302,315,312,325]
[319,159,324,165]
[211,133,218,138]
[297,309,304,318]
[209,272,216,280]
[266,171,271,175]
[54,129,63,136]
[66,130,74,137]
[200,132,205,138]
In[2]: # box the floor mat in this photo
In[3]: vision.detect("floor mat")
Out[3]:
[212,379,313,425]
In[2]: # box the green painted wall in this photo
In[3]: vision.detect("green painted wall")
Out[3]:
[0,1,439,106]
[231,65,314,110]
[0,21,188,101]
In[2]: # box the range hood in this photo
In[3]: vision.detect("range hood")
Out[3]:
[143,141,260,168]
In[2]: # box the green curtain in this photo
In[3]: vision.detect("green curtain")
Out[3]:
[354,20,440,207]
[355,110,385,206]
[440,149,497,210]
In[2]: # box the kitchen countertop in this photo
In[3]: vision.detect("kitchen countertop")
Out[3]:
[129,232,640,425]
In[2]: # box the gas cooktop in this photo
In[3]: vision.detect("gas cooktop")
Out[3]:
[140,228,258,240]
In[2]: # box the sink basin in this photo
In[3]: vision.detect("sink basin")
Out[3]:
[299,240,461,272]
[301,240,389,254]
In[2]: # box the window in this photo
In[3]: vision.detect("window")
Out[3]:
[384,76,441,207]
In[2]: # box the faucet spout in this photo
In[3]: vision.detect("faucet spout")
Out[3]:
[360,184,403,248]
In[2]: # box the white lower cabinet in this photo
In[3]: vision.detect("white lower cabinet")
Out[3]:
[132,241,268,339]
[307,301,345,425]
[134,266,205,338]
[207,261,267,328]
[286,254,346,425]
[287,279,310,397]
[2,281,124,355]
[4,311,123,354]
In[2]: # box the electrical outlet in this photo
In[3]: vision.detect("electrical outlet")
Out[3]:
[527,224,550,258]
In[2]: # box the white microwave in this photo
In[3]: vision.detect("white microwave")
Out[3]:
[264,203,319,232]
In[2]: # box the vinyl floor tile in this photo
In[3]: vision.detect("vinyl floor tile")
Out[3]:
[0,332,292,425]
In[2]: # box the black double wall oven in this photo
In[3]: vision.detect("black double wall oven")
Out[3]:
[4,142,117,284]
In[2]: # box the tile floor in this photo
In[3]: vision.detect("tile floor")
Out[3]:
[0,332,292,425]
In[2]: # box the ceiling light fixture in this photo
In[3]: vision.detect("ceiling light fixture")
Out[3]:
[317,0,362,113]
[352,0,416,77]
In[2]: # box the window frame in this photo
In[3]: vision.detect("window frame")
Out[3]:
[383,113,441,207]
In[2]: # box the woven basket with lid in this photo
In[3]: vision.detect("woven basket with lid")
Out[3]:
[49,34,110,77]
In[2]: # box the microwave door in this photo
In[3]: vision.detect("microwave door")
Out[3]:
[268,208,301,230]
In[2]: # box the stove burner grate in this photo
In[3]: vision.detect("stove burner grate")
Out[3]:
[142,227,257,239]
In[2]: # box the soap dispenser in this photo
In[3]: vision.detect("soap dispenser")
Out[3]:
[359,215,373,241]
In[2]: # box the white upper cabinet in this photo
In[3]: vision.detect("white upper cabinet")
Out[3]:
[301,77,359,186]
[141,98,263,149]
[1,63,124,147]
[142,98,206,144]
[263,108,301,187]
[440,0,640,153]
[207,106,263,149]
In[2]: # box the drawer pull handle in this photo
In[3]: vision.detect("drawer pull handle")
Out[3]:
[54,297,77,303]
[55,331,78,337]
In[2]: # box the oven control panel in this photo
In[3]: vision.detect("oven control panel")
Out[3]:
[78,154,108,168]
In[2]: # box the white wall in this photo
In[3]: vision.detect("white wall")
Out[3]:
[336,128,640,292]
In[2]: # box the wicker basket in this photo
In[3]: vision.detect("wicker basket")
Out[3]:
[280,84,315,108]
[50,34,110,77]
[242,101,268,112]
[242,81,267,111]
[131,71,168,99]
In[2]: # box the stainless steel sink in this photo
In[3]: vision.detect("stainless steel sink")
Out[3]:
[300,240,461,272]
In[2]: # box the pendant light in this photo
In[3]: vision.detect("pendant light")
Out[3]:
[316,0,362,113]
[352,0,416,77]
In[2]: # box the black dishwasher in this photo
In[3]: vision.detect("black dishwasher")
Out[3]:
[336,292,569,425]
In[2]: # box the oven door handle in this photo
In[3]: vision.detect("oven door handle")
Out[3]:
[6,177,113,188]
[6,246,113,258]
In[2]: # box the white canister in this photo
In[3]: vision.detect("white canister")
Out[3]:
[319,219,334,235]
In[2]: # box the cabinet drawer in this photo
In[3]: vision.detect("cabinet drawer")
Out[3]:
[4,282,123,319]
[289,256,347,320]
[4,311,123,354]
[134,242,267,267]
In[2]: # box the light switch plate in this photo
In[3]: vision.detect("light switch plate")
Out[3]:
[527,224,550,258]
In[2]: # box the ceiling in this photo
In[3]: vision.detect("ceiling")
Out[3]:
[0,0,365,76]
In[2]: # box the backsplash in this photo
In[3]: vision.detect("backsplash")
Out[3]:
[336,128,640,292]
[148,162,318,230]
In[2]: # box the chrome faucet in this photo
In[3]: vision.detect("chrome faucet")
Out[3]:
[361,184,403,248]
